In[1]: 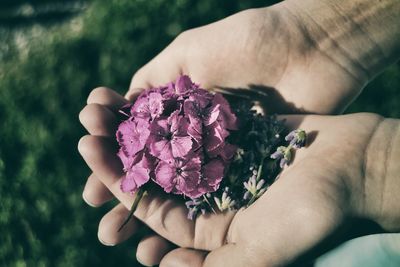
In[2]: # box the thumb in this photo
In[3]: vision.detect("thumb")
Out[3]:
[203,159,349,267]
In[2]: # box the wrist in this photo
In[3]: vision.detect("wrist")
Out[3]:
[280,0,400,82]
[363,118,400,231]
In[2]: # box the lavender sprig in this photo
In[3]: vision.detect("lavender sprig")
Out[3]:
[214,188,236,212]
[185,198,208,220]
[271,129,307,167]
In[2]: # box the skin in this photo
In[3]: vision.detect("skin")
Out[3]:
[78,0,400,266]
[79,89,400,267]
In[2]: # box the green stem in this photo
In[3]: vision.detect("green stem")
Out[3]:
[203,195,217,214]
[247,194,258,207]
[256,156,265,182]
[248,156,267,207]
[118,188,146,232]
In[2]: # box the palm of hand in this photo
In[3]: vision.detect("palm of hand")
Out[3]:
[128,5,365,115]
[218,114,380,266]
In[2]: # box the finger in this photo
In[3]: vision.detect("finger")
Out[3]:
[78,135,132,205]
[98,203,141,246]
[78,135,236,250]
[80,88,128,206]
[160,248,207,267]
[127,34,188,100]
[79,101,122,206]
[82,173,113,207]
[136,234,175,267]
[160,244,254,267]
[204,244,252,267]
[79,103,118,137]
[87,87,128,110]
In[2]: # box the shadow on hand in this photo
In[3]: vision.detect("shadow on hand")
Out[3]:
[213,84,310,115]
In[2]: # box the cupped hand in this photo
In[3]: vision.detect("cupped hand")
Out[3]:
[79,2,392,265]
[126,2,368,115]
[78,87,390,266]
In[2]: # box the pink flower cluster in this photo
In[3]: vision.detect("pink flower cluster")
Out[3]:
[116,76,238,198]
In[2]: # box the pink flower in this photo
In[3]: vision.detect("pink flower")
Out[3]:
[116,119,150,157]
[116,75,238,198]
[131,92,164,120]
[208,143,237,160]
[154,157,201,197]
[120,151,154,193]
[165,75,199,97]
[204,121,229,155]
[148,111,193,161]
[207,93,238,130]
[189,158,225,198]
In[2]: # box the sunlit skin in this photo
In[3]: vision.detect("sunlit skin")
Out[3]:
[78,0,400,266]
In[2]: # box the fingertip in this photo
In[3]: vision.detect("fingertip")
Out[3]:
[136,235,174,267]
[159,248,206,267]
[98,204,140,246]
[82,174,114,207]
[87,87,128,108]
[79,103,117,136]
[77,135,92,156]
[82,190,99,208]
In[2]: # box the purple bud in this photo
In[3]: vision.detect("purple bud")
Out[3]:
[256,179,265,190]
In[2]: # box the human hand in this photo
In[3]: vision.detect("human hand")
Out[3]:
[79,0,400,265]
[79,91,400,266]
[126,4,365,116]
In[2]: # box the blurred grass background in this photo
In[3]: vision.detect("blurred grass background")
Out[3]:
[0,0,399,266]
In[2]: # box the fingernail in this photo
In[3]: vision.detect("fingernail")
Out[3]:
[136,257,151,267]
[98,236,116,247]
[82,191,98,207]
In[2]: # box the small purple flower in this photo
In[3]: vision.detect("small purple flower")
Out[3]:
[191,158,225,197]
[175,75,198,95]
[204,121,229,155]
[185,198,207,220]
[120,151,154,193]
[154,156,201,197]
[285,129,307,148]
[207,143,237,160]
[207,93,238,130]
[116,119,150,157]
[214,188,236,212]
[148,111,193,161]
[271,146,291,168]
[243,176,267,199]
[131,92,164,120]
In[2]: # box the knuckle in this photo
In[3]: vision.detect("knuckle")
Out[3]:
[174,29,193,44]
[87,87,111,104]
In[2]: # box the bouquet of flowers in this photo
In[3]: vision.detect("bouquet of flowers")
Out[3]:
[116,75,306,229]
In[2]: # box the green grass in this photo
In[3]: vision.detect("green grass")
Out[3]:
[0,0,399,266]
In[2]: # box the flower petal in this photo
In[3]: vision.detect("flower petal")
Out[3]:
[175,75,193,95]
[212,93,238,130]
[116,119,150,157]
[121,174,138,193]
[154,161,176,193]
[149,139,173,161]
[204,122,229,153]
[171,136,193,158]
[202,159,225,187]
